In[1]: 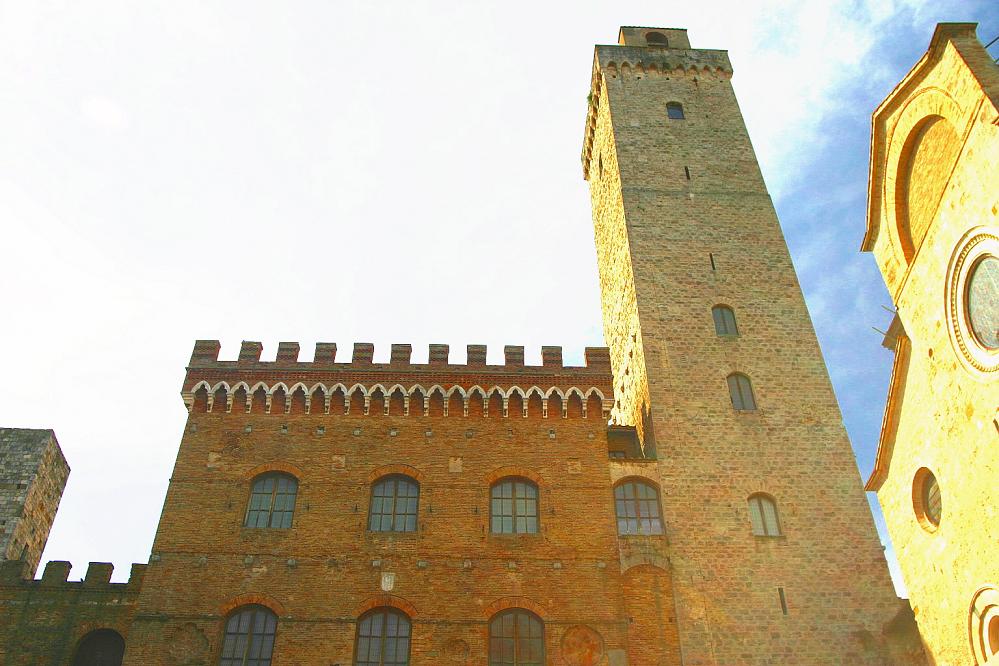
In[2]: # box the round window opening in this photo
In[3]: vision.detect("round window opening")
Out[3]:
[912,468,941,531]
[967,255,999,350]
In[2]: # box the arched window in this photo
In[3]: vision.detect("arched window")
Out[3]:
[491,478,539,534]
[71,629,125,666]
[489,609,545,666]
[727,373,757,411]
[355,607,411,666]
[245,473,298,528]
[666,102,685,120]
[614,480,664,535]
[645,31,668,46]
[368,475,419,532]
[748,494,781,536]
[219,605,277,666]
[712,305,739,336]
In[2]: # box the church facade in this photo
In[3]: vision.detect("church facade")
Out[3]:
[1,26,925,665]
[863,23,999,666]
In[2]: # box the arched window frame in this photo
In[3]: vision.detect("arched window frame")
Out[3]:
[712,305,739,336]
[645,31,669,46]
[727,373,757,411]
[219,604,278,666]
[354,607,412,666]
[368,474,420,533]
[747,493,782,537]
[490,477,540,535]
[488,608,545,666]
[244,472,299,529]
[71,628,125,666]
[613,479,665,535]
[666,102,685,120]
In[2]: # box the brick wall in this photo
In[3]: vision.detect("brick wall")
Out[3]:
[119,341,680,665]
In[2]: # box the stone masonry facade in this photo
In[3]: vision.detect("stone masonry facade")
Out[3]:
[583,27,923,664]
[0,25,933,666]
[864,24,999,666]
[0,428,68,578]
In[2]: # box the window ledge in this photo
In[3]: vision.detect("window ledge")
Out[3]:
[752,534,786,541]
[365,530,419,537]
[617,533,666,539]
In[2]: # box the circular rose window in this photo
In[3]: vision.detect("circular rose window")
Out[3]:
[946,229,999,373]
[968,255,999,349]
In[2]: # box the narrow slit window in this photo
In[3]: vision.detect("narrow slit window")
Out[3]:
[727,373,756,411]
[748,494,782,536]
[712,306,739,336]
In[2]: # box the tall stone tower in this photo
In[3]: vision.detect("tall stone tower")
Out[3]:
[582,27,917,663]
[0,428,69,578]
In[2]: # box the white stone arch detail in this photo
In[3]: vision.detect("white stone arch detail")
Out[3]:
[306,382,329,414]
[524,386,548,418]
[326,382,349,414]
[269,382,290,414]
[546,387,567,418]
[206,381,231,412]
[584,387,608,418]
[386,383,408,415]
[506,386,527,418]
[364,383,389,416]
[408,384,430,416]
[565,387,586,417]
[185,381,212,412]
[288,382,309,411]
[466,385,487,417]
[229,381,251,414]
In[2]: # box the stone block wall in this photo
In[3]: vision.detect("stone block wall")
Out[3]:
[0,559,144,665]
[0,428,69,577]
[864,23,999,665]
[583,28,920,664]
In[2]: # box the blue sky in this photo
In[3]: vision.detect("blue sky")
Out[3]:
[0,1,995,586]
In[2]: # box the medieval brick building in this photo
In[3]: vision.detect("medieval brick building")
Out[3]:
[1,26,926,665]
[863,23,999,666]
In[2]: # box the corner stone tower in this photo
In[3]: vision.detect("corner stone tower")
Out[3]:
[582,27,917,663]
[0,428,69,578]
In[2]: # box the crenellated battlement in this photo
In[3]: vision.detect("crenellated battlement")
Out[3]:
[581,43,732,178]
[0,558,146,591]
[184,340,613,418]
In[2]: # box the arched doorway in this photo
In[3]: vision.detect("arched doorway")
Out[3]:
[71,629,125,666]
